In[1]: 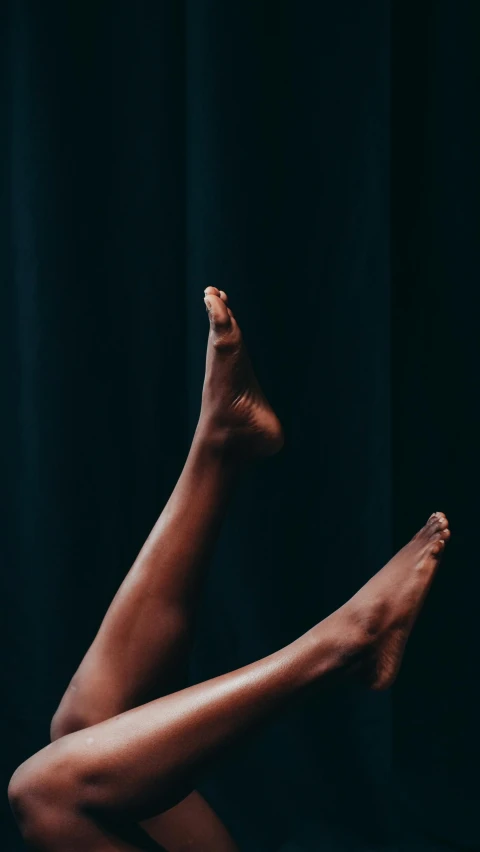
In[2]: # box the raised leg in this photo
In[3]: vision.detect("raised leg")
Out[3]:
[9,513,450,851]
[49,287,283,851]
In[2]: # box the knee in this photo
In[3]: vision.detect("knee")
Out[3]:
[9,751,61,847]
[8,743,80,848]
[9,754,44,823]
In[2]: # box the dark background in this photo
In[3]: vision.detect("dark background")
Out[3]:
[2,2,479,850]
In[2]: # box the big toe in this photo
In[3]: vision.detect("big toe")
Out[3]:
[205,286,229,304]
[204,293,231,330]
[427,511,449,532]
[428,511,446,524]
[421,512,450,553]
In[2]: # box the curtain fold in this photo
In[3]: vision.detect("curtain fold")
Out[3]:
[2,3,478,849]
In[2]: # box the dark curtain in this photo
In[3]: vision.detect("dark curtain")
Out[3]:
[2,2,479,850]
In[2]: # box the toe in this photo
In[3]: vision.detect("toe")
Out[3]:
[204,294,231,329]
[438,512,448,528]
[431,516,449,536]
[418,512,449,545]
[431,537,445,555]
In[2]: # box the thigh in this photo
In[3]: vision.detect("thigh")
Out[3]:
[141,791,239,852]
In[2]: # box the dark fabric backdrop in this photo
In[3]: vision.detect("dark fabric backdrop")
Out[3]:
[2,2,479,850]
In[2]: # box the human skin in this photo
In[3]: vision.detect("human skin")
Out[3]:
[45,285,282,852]
[8,289,450,851]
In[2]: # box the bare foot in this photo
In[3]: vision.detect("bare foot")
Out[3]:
[336,512,451,690]
[199,287,284,457]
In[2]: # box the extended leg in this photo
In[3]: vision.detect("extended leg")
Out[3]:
[50,288,283,851]
[9,513,450,851]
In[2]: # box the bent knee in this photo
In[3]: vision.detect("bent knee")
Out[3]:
[9,752,62,845]
[9,741,85,847]
[8,759,31,822]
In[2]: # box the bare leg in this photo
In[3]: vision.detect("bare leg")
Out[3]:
[49,288,283,851]
[9,512,450,850]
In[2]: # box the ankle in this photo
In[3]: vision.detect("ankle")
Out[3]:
[310,608,373,676]
[193,416,244,462]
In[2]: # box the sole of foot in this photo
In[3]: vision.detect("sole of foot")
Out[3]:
[337,512,450,690]
[200,286,284,458]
